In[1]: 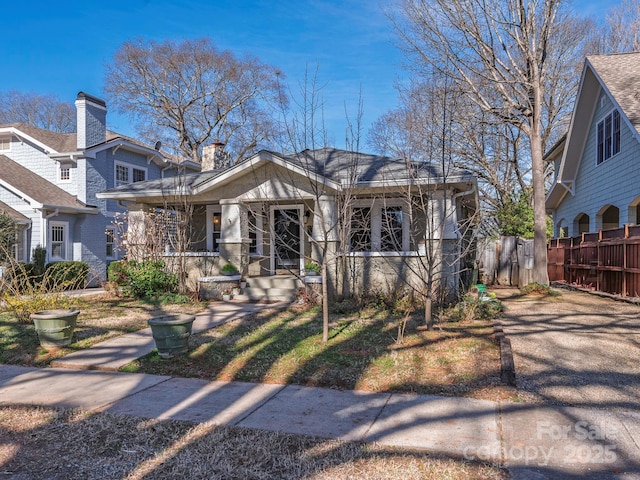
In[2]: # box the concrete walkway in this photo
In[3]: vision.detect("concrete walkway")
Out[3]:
[52,301,283,371]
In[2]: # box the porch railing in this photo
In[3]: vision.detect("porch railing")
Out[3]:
[547,224,640,297]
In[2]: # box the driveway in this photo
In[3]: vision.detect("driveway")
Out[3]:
[495,287,640,412]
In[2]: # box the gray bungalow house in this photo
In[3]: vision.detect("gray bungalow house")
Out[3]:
[546,53,640,236]
[97,147,478,299]
[0,92,198,284]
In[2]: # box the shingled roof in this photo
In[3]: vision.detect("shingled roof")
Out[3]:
[280,148,473,184]
[588,52,640,136]
[0,155,94,211]
[0,200,29,224]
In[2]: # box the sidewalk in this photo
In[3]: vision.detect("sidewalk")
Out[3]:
[1,364,638,478]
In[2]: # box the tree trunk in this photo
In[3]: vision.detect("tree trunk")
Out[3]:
[530,82,550,286]
[322,261,329,342]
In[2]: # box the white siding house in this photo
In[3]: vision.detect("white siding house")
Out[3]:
[0,92,198,284]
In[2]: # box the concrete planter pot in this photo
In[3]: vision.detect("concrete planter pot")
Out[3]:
[31,309,80,350]
[222,294,232,301]
[148,314,196,359]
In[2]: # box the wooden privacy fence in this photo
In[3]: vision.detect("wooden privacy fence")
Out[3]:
[478,236,534,287]
[548,224,640,298]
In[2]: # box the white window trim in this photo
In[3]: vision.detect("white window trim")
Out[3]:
[114,161,148,187]
[106,227,116,259]
[349,199,410,253]
[58,165,71,183]
[49,221,69,262]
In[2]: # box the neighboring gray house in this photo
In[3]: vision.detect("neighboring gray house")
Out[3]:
[546,53,640,237]
[98,147,478,299]
[0,92,197,284]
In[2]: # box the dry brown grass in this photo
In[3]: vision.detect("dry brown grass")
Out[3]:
[0,293,206,366]
[127,308,514,401]
[0,405,508,480]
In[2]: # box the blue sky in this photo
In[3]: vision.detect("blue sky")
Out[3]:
[2,0,621,149]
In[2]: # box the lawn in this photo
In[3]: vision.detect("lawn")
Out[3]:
[0,293,206,367]
[124,305,509,400]
[0,405,508,479]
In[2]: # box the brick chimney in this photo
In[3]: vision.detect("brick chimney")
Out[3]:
[75,92,107,150]
[201,141,226,171]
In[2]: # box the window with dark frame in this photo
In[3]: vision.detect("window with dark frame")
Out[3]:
[381,206,403,252]
[106,228,115,258]
[349,207,372,252]
[597,109,621,164]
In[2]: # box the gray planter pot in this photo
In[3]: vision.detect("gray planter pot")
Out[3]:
[148,314,196,359]
[31,309,80,349]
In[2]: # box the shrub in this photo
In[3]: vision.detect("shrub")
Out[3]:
[107,260,129,285]
[32,245,47,278]
[44,261,89,290]
[3,293,72,323]
[520,282,556,296]
[440,294,504,323]
[304,261,320,273]
[125,261,177,299]
[221,263,239,275]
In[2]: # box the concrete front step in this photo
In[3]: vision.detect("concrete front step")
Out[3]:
[235,287,297,302]
[245,276,302,290]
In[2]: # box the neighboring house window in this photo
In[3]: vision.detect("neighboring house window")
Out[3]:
[106,228,115,258]
[350,207,372,252]
[0,137,10,151]
[597,109,620,164]
[115,162,147,187]
[49,221,68,261]
[59,166,71,182]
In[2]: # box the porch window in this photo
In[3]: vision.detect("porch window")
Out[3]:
[381,206,403,251]
[597,109,620,164]
[349,201,409,253]
[350,207,372,252]
[49,221,68,261]
[211,211,221,252]
[248,210,265,255]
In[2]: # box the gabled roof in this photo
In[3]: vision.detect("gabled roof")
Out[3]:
[0,155,96,213]
[97,148,476,202]
[546,52,640,211]
[0,122,199,170]
[0,200,30,224]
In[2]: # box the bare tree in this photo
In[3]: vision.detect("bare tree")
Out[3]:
[391,0,590,285]
[595,0,640,53]
[105,38,287,165]
[370,73,479,330]
[0,91,76,132]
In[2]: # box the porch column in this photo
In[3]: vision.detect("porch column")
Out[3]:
[126,203,152,261]
[219,199,251,274]
[311,195,337,243]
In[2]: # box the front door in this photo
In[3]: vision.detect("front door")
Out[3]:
[271,207,302,274]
